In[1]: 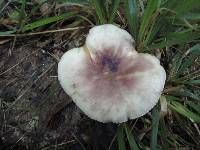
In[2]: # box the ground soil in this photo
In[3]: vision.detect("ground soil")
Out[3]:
[0,33,118,150]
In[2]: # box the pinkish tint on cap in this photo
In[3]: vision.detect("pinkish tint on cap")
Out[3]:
[58,24,166,123]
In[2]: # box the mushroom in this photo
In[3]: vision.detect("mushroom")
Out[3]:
[58,24,166,123]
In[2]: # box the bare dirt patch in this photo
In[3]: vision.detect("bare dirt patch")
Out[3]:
[0,34,117,150]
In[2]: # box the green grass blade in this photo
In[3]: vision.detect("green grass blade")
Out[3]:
[130,129,146,149]
[185,80,200,84]
[178,44,200,74]
[144,17,163,46]
[174,70,200,81]
[159,117,169,150]
[149,30,200,49]
[150,103,160,150]
[174,0,200,16]
[18,0,26,31]
[169,44,200,79]
[22,12,77,32]
[138,0,161,42]
[57,0,89,4]
[168,50,184,80]
[0,30,16,36]
[117,124,126,150]
[124,124,139,150]
[90,0,106,24]
[188,102,200,115]
[124,0,138,41]
[168,100,200,123]
[174,112,200,146]
[165,95,179,101]
[108,0,120,23]
[179,13,200,20]
[173,80,200,85]
[170,90,200,102]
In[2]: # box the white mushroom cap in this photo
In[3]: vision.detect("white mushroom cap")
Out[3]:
[58,24,166,123]
[86,24,137,56]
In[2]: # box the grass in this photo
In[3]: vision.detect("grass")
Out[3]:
[0,0,200,149]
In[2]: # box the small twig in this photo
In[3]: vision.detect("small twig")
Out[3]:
[107,134,117,150]
[0,27,84,37]
[50,75,58,78]
[78,15,94,26]
[46,51,60,62]
[16,71,37,96]
[16,63,55,101]
[163,86,184,93]
[130,119,138,133]
[8,36,17,56]
[5,63,55,112]
[71,132,86,150]
[41,140,75,150]
[0,50,39,76]
[9,119,36,150]
[0,1,10,15]
[193,123,200,136]
[10,132,28,150]
[117,11,126,27]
